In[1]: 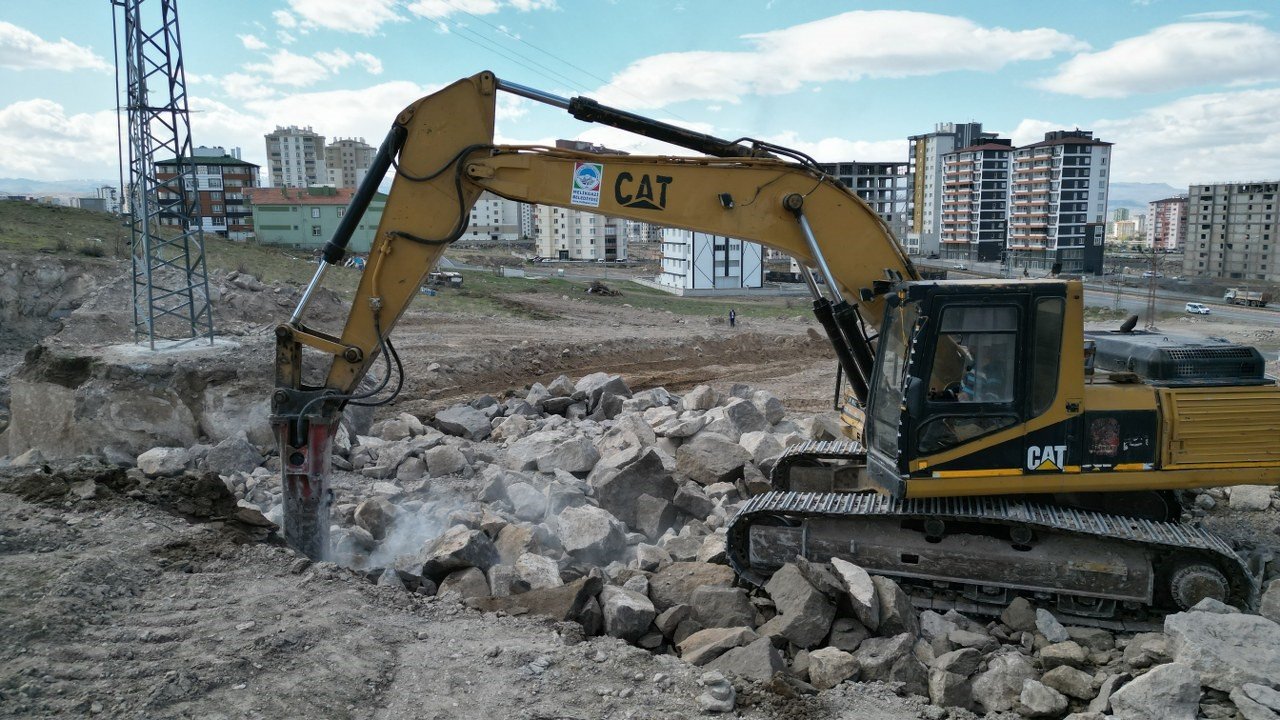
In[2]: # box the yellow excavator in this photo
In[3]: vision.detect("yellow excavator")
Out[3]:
[273,71,1279,623]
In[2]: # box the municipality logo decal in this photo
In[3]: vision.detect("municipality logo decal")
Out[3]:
[571,162,603,207]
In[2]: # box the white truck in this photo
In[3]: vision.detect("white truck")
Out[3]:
[1224,288,1272,307]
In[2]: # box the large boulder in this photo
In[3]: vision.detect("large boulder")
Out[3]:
[1262,578,1280,625]
[853,633,927,695]
[1164,609,1280,691]
[553,505,626,566]
[1018,679,1069,718]
[465,575,603,624]
[808,647,859,690]
[649,562,736,612]
[872,575,919,637]
[424,445,468,477]
[830,558,880,631]
[589,447,676,528]
[1108,662,1201,720]
[535,435,600,474]
[433,405,492,440]
[675,432,750,485]
[971,650,1038,714]
[678,626,759,666]
[761,563,836,648]
[599,585,656,642]
[691,586,756,629]
[416,525,500,581]
[353,496,398,540]
[705,638,785,682]
[137,446,190,477]
[682,385,718,411]
[203,434,263,474]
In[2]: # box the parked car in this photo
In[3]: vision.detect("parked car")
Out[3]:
[951,264,967,270]
[1185,302,1211,315]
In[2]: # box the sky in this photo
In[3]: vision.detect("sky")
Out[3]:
[2,0,1279,188]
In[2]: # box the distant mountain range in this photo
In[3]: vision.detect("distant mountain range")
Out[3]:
[0,178,115,196]
[1108,182,1183,213]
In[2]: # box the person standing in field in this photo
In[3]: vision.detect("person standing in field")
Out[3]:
[729,308,736,328]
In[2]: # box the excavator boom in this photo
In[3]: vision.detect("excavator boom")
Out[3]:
[273,71,914,558]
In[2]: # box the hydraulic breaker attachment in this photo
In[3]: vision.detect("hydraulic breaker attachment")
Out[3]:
[273,408,336,560]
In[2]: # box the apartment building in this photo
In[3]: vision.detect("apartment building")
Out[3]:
[1180,181,1278,282]
[817,161,912,239]
[1007,130,1111,274]
[907,122,997,257]
[657,229,762,291]
[1146,196,1187,251]
[938,140,1012,263]
[535,206,625,261]
[323,137,375,189]
[155,149,260,241]
[458,191,524,244]
[247,186,386,253]
[265,126,326,188]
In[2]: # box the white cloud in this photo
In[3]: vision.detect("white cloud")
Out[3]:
[1182,10,1268,20]
[0,99,119,179]
[355,52,383,75]
[0,21,110,72]
[277,30,298,45]
[1005,119,1068,148]
[243,50,330,87]
[760,132,907,164]
[286,0,403,35]
[1094,87,1280,185]
[406,0,556,20]
[1040,22,1280,98]
[314,49,355,69]
[238,34,268,51]
[594,11,1084,108]
[220,73,277,101]
[273,10,298,29]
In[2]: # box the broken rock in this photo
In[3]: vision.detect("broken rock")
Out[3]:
[1108,662,1200,720]
[417,525,500,581]
[678,626,759,666]
[466,575,604,625]
[762,563,835,648]
[433,405,492,441]
[1018,679,1069,718]
[705,637,785,682]
[1164,609,1280,691]
[972,650,1038,714]
[675,432,749,485]
[649,562,735,612]
[831,557,881,631]
[599,585,656,642]
[690,586,756,629]
[554,504,626,566]
[808,646,859,690]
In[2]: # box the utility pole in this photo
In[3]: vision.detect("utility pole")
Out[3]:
[112,0,214,348]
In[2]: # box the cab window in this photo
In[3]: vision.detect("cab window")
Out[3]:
[918,305,1019,454]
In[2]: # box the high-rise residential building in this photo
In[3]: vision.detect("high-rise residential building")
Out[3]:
[323,137,375,189]
[265,126,326,188]
[95,185,121,214]
[1008,130,1111,274]
[818,161,912,240]
[459,191,524,244]
[1112,208,1130,222]
[155,150,260,240]
[657,229,762,291]
[938,140,1013,263]
[1147,196,1187,251]
[535,205,626,261]
[1181,181,1278,281]
[907,122,997,257]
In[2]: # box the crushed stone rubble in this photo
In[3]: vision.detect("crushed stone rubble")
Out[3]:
[5,371,1280,719]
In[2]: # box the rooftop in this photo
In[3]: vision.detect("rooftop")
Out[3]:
[245,187,387,205]
[157,154,260,168]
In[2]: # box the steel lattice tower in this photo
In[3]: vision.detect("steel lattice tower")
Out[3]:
[112,0,214,348]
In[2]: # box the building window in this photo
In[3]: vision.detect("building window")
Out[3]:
[312,225,322,237]
[311,208,321,218]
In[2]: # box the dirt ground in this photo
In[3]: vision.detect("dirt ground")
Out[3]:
[0,463,936,720]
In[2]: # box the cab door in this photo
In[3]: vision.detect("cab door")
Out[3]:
[903,296,1027,472]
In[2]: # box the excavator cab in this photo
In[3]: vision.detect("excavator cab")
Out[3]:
[865,280,1074,497]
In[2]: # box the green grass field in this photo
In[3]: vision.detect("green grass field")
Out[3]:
[0,201,809,320]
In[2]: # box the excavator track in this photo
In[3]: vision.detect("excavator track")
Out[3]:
[769,440,865,489]
[727,490,1263,628]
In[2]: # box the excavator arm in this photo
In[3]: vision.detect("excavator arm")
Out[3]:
[273,71,918,558]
